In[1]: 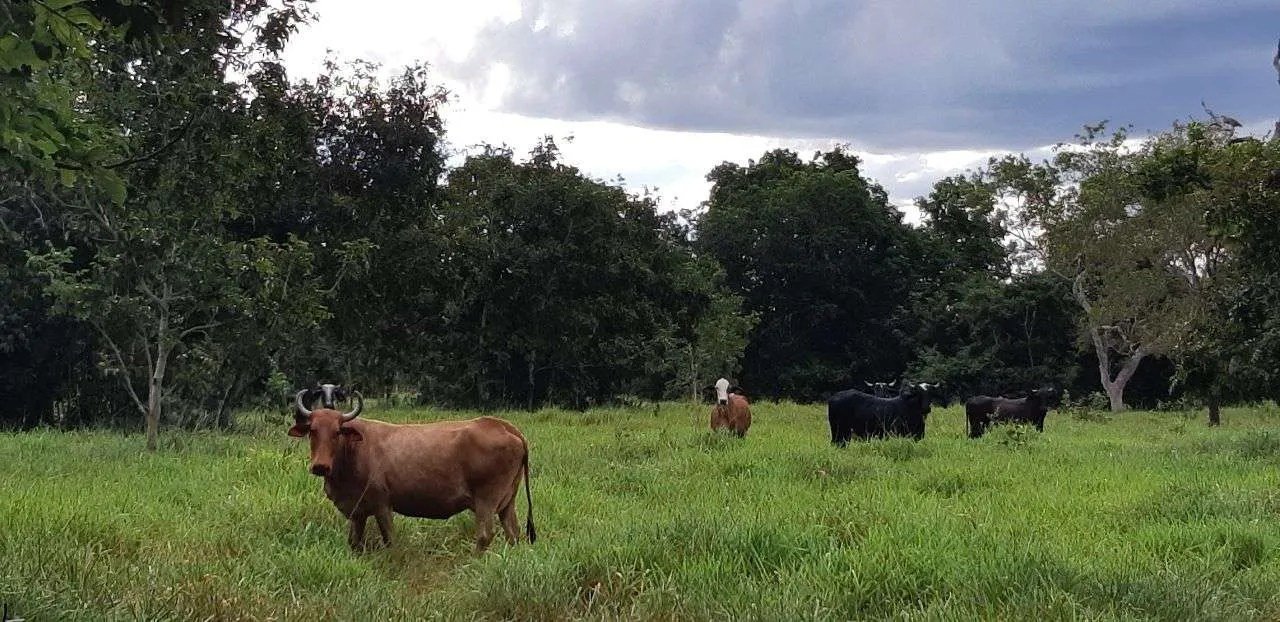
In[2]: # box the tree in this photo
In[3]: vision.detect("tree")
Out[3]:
[911,273,1080,398]
[1,0,116,189]
[287,60,449,391]
[697,148,926,400]
[1179,125,1280,422]
[993,122,1231,412]
[422,139,750,408]
[915,172,1010,281]
[22,0,319,448]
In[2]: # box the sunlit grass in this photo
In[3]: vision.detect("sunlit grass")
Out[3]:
[3,402,1280,620]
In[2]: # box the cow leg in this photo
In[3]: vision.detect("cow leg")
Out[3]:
[348,513,369,552]
[499,501,520,544]
[473,505,497,553]
[969,414,988,439]
[374,508,394,547]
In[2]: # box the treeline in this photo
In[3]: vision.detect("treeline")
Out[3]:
[4,2,1280,442]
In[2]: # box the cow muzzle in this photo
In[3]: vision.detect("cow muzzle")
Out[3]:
[310,462,332,477]
[717,398,728,406]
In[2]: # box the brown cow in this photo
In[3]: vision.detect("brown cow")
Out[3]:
[288,390,535,553]
[710,377,752,437]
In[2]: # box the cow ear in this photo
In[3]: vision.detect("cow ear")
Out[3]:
[730,386,745,396]
[339,426,364,442]
[287,424,308,438]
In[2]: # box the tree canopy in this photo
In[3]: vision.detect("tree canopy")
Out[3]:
[4,2,1279,443]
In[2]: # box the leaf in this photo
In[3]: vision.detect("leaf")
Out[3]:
[59,167,77,187]
[0,39,45,71]
[31,114,67,144]
[83,145,112,165]
[43,0,88,9]
[62,7,102,29]
[31,137,58,155]
[99,173,127,205]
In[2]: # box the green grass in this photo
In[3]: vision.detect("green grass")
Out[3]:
[4,403,1280,620]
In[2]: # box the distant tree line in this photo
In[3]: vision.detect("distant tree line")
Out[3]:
[4,1,1280,443]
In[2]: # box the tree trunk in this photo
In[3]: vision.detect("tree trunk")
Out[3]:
[476,302,489,405]
[146,371,162,451]
[689,344,698,404]
[1105,383,1126,412]
[1090,326,1145,412]
[214,369,242,429]
[146,313,170,452]
[527,359,536,412]
[1208,393,1221,426]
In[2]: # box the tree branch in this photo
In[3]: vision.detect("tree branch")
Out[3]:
[1273,37,1280,85]
[179,321,222,340]
[138,281,166,307]
[1091,327,1112,388]
[92,322,147,416]
[56,116,196,172]
[1113,345,1147,388]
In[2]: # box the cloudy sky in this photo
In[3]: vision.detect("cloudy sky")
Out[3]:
[282,0,1280,218]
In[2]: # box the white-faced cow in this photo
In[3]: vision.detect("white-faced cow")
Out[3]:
[828,382,938,445]
[863,379,899,398]
[300,382,349,409]
[710,377,752,437]
[289,389,536,553]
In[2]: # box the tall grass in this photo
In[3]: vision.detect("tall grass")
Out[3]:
[3,402,1280,620]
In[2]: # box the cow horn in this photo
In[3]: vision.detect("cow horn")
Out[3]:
[294,389,313,417]
[340,391,363,423]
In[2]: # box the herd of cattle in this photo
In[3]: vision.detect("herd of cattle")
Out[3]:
[286,379,1061,552]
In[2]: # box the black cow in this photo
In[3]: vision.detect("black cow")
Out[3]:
[965,388,1060,438]
[863,379,899,398]
[828,383,935,445]
[302,382,350,409]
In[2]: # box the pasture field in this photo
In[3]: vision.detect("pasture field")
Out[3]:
[4,402,1280,621]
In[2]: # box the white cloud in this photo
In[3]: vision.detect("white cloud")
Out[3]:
[282,0,520,78]
[281,1,1275,226]
[441,109,1009,223]
[281,2,1029,223]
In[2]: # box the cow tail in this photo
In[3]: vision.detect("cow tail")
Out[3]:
[522,445,537,544]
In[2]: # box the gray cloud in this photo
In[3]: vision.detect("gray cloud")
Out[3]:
[452,0,1280,151]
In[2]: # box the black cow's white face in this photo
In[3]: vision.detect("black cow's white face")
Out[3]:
[313,383,347,409]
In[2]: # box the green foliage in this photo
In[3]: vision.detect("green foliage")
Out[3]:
[422,140,751,407]
[1190,134,1280,403]
[4,403,1280,619]
[911,272,1080,396]
[697,147,926,399]
[1,0,321,439]
[990,423,1040,448]
[5,0,1280,430]
[915,172,1010,279]
[991,121,1239,412]
[0,0,113,188]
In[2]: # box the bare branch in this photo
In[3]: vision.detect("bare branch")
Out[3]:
[138,281,166,307]
[1273,37,1280,85]
[92,322,147,416]
[178,321,222,340]
[56,116,196,173]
